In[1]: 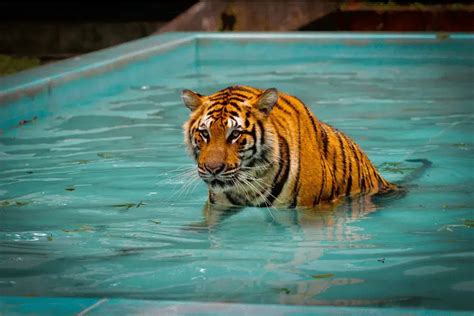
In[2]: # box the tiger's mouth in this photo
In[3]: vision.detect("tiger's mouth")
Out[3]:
[199,170,240,190]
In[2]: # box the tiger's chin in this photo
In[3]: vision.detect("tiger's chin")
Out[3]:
[201,177,232,192]
[200,173,243,193]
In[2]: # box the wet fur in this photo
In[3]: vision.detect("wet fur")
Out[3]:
[182,85,397,209]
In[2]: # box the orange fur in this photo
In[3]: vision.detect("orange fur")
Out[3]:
[182,85,396,208]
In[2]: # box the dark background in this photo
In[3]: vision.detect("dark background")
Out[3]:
[0,1,473,74]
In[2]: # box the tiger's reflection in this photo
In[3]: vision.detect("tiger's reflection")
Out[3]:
[186,190,406,306]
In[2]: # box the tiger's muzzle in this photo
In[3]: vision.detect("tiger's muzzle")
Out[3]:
[198,162,240,189]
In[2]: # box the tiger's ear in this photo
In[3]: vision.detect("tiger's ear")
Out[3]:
[181,89,203,111]
[255,88,279,115]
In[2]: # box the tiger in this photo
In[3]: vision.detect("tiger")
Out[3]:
[181,85,397,209]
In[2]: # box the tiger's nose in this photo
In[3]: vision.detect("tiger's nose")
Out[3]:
[205,162,226,175]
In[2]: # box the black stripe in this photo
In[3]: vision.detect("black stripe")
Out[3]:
[228,101,241,109]
[208,192,215,204]
[258,136,290,207]
[209,101,226,107]
[345,173,353,196]
[361,162,372,192]
[210,90,228,97]
[244,118,250,128]
[289,196,297,209]
[367,163,378,190]
[314,162,326,206]
[206,108,223,116]
[346,156,353,195]
[336,133,347,192]
[292,114,301,207]
[231,92,252,100]
[209,93,228,101]
[225,192,242,206]
[346,137,362,192]
[242,142,257,157]
[331,150,338,198]
[257,120,266,150]
[275,103,293,115]
[241,125,256,138]
[302,105,319,143]
[360,173,366,192]
[233,86,259,95]
[321,124,329,158]
[228,110,240,117]
[229,96,246,102]
[280,95,302,115]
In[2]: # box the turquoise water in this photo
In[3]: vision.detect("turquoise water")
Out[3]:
[0,37,473,312]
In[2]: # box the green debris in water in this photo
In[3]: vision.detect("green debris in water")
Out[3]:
[97,152,114,159]
[112,201,146,210]
[452,143,469,150]
[65,187,75,191]
[312,273,335,279]
[47,234,53,241]
[70,160,91,165]
[63,225,95,233]
[274,287,291,294]
[112,203,136,210]
[464,219,474,228]
[0,200,30,208]
[149,219,161,224]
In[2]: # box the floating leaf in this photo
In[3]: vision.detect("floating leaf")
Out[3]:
[63,225,95,233]
[71,160,91,165]
[464,219,474,228]
[112,203,136,210]
[47,235,53,241]
[0,200,30,208]
[274,287,291,294]
[97,152,114,159]
[65,187,75,191]
[312,273,335,279]
[18,116,38,126]
[112,201,146,210]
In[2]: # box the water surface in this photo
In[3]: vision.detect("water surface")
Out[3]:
[0,38,473,311]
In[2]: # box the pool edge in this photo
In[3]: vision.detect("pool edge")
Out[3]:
[1,295,472,316]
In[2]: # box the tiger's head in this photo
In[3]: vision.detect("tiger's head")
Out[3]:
[181,86,279,192]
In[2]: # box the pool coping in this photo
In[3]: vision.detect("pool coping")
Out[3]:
[1,32,473,106]
[1,295,472,316]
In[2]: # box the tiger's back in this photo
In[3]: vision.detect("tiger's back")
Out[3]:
[182,85,396,208]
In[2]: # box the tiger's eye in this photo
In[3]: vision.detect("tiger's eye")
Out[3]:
[231,130,241,138]
[200,130,209,138]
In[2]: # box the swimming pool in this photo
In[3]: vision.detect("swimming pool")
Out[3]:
[0,33,473,315]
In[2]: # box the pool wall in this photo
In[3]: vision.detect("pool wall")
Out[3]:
[1,32,473,132]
